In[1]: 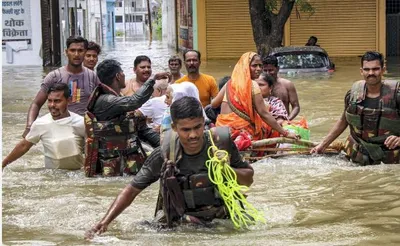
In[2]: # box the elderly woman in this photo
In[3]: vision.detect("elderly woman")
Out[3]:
[160,82,207,136]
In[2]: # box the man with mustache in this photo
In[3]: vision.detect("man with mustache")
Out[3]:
[23,36,101,138]
[311,51,400,165]
[122,55,154,96]
[3,83,85,170]
[175,50,219,107]
[86,96,254,237]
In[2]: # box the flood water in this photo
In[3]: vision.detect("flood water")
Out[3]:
[2,38,400,245]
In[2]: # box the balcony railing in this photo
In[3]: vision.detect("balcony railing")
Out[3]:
[115,7,147,12]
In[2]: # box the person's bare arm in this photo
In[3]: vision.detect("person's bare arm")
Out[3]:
[85,185,142,239]
[277,118,285,125]
[286,82,300,120]
[211,84,226,108]
[311,112,348,153]
[228,138,254,187]
[23,90,47,137]
[233,166,254,187]
[254,93,297,139]
[2,139,34,169]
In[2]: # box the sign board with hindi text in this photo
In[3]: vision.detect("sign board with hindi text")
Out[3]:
[2,0,32,48]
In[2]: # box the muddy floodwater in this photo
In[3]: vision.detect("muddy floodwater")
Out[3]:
[2,38,400,245]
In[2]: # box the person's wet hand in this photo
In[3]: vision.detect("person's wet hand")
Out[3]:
[286,132,300,140]
[310,144,325,154]
[153,72,171,81]
[22,127,30,138]
[384,136,400,150]
[153,125,161,133]
[166,72,172,82]
[85,222,108,240]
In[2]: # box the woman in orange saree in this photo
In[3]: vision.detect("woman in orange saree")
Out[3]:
[215,52,298,148]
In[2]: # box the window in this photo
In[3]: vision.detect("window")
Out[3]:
[115,15,123,23]
[117,2,122,7]
[275,53,328,69]
[124,14,143,22]
[135,15,143,22]
[131,1,136,8]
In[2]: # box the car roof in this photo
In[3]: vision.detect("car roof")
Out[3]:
[270,46,329,56]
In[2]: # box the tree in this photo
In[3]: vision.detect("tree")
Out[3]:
[249,0,314,56]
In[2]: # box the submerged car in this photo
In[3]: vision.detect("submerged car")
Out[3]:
[269,46,335,74]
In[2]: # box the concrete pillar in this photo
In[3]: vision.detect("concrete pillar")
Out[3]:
[162,0,177,49]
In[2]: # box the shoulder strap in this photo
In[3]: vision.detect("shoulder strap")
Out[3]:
[161,130,181,164]
[86,86,101,112]
[382,80,399,90]
[48,68,62,83]
[381,80,400,108]
[169,131,177,163]
[349,80,366,104]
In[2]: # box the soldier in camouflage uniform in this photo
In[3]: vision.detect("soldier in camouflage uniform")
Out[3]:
[311,51,400,165]
[85,97,254,238]
[84,59,170,177]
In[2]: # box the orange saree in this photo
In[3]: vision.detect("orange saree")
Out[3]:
[216,52,276,141]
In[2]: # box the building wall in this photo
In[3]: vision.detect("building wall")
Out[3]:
[2,0,42,66]
[177,0,193,51]
[162,0,177,48]
[114,1,147,34]
[58,0,89,65]
[87,0,107,42]
[105,0,115,39]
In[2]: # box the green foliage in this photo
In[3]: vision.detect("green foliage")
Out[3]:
[294,0,315,18]
[265,0,279,12]
[265,0,315,17]
[115,30,124,37]
[153,7,162,39]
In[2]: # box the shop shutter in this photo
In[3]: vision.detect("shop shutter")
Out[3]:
[289,0,377,56]
[205,0,256,59]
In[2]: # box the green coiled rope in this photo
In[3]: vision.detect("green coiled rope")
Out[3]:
[205,131,266,229]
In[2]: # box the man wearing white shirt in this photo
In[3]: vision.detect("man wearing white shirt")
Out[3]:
[2,83,85,170]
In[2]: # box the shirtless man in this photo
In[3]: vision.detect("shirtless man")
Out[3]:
[122,55,153,96]
[262,55,300,120]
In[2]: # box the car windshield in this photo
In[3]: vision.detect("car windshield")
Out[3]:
[275,52,328,69]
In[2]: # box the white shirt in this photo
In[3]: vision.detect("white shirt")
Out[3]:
[25,112,85,170]
[138,95,168,128]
